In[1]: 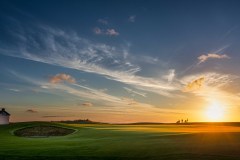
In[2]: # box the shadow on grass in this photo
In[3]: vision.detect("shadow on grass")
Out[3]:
[1,154,240,160]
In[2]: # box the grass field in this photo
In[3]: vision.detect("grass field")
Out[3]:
[1,122,240,160]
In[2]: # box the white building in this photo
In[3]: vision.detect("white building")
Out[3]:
[0,108,10,125]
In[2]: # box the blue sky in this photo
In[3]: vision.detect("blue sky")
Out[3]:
[1,0,240,122]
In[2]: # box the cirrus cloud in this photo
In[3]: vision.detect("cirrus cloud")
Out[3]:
[1,24,177,97]
[123,87,146,97]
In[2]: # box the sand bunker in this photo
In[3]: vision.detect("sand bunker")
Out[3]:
[14,125,75,137]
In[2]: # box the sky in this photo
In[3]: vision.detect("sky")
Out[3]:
[1,0,240,123]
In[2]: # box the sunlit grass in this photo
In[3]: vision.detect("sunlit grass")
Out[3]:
[65,123,240,133]
[1,122,240,160]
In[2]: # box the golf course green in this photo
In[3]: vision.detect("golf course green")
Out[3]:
[1,122,240,160]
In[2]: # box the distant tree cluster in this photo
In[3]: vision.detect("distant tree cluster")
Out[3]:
[176,119,188,124]
[55,119,107,124]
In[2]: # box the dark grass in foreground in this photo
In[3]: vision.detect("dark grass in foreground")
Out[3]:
[1,122,240,160]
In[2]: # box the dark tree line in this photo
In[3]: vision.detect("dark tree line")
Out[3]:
[176,119,188,124]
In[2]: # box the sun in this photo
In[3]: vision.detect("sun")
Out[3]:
[205,101,225,122]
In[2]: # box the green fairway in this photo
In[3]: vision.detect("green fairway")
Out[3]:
[1,122,240,160]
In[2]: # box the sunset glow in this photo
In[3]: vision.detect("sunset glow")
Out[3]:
[205,101,225,122]
[0,0,240,123]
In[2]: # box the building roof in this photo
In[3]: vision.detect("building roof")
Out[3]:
[0,108,10,116]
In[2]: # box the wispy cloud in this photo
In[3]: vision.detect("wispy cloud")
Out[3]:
[98,18,108,25]
[163,69,175,83]
[198,53,230,64]
[181,72,235,92]
[181,72,239,104]
[49,73,76,84]
[26,109,38,113]
[179,46,231,75]
[121,97,138,105]
[8,88,20,92]
[93,27,119,36]
[0,24,177,97]
[123,87,146,97]
[135,55,159,64]
[183,77,205,92]
[105,29,119,36]
[9,70,180,117]
[82,102,93,107]
[197,45,230,64]
[9,70,142,107]
[128,15,136,22]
